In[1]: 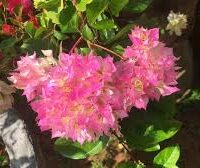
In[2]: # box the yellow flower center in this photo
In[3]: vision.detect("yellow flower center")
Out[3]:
[141,32,147,41]
[133,79,143,91]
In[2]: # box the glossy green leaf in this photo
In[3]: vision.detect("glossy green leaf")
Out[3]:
[76,0,93,11]
[24,22,36,38]
[46,11,60,24]
[93,19,116,30]
[125,0,152,13]
[54,30,69,40]
[99,29,116,42]
[121,118,181,151]
[60,12,79,33]
[54,136,109,159]
[86,0,109,25]
[34,27,46,38]
[79,48,91,55]
[153,145,180,168]
[34,0,60,10]
[105,24,133,45]
[112,45,124,55]
[109,0,129,16]
[38,13,49,28]
[143,144,160,152]
[59,3,76,25]
[82,24,94,40]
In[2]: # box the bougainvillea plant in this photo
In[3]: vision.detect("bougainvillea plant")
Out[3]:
[0,0,186,167]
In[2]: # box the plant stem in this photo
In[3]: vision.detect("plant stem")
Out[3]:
[60,0,64,10]
[2,13,7,24]
[112,131,136,162]
[87,41,124,59]
[69,36,83,53]
[42,30,54,40]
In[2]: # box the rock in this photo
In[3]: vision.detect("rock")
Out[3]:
[0,109,38,168]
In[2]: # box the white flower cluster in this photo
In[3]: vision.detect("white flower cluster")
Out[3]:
[166,11,187,36]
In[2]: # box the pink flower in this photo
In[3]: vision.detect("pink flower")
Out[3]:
[31,53,120,144]
[8,27,180,143]
[8,53,49,101]
[6,0,32,15]
[114,27,179,110]
[128,26,159,51]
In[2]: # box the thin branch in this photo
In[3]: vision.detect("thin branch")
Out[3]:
[87,41,124,59]
[176,89,191,103]
[69,36,83,54]
[2,13,7,24]
[111,131,136,162]
[59,41,63,53]
[42,30,54,40]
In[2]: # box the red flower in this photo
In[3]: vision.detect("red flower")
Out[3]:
[29,15,39,29]
[0,2,3,8]
[2,24,16,36]
[6,0,33,15]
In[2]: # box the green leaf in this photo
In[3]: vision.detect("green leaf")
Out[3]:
[21,38,58,55]
[59,3,76,25]
[38,13,49,28]
[0,38,18,50]
[34,27,46,38]
[34,0,60,10]
[86,0,110,25]
[117,162,145,168]
[76,0,93,11]
[46,11,60,24]
[144,144,160,152]
[54,136,109,159]
[93,19,116,30]
[121,117,181,151]
[79,48,91,55]
[153,145,180,168]
[82,24,94,40]
[125,0,152,13]
[112,44,124,55]
[99,29,116,42]
[24,22,36,38]
[54,30,69,40]
[120,96,180,152]
[105,24,133,45]
[60,12,79,33]
[109,0,129,16]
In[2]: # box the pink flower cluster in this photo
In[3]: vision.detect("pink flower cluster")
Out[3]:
[9,27,179,144]
[9,53,49,101]
[32,53,119,143]
[114,27,179,109]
